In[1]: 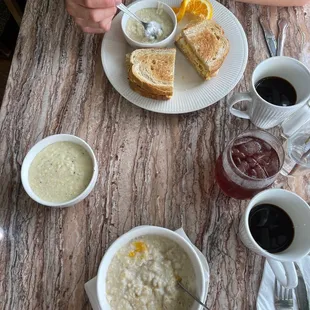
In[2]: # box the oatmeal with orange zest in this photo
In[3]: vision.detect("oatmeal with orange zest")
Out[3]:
[106,235,196,310]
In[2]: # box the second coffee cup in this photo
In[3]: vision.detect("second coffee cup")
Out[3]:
[239,188,310,288]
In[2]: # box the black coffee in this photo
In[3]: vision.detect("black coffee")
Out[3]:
[255,76,297,107]
[249,204,294,253]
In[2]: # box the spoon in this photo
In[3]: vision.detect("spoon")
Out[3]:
[177,281,209,309]
[117,3,163,40]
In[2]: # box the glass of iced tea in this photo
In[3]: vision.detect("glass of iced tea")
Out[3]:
[215,129,284,199]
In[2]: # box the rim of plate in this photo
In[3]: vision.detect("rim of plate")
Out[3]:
[101,0,248,114]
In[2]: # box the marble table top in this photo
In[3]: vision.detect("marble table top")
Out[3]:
[0,0,309,309]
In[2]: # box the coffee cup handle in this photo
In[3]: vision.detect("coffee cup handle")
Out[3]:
[229,93,252,119]
[267,258,298,288]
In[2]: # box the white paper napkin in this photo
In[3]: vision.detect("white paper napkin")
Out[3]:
[84,227,210,310]
[257,256,310,310]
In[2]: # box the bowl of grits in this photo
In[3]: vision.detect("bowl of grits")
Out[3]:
[21,134,98,207]
[121,0,177,48]
[96,226,207,310]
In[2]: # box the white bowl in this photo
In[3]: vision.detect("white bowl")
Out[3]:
[121,0,177,48]
[97,225,207,310]
[21,134,98,208]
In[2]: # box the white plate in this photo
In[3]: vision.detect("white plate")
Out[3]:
[101,0,248,114]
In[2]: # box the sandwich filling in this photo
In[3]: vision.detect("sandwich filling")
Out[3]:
[176,19,230,80]
[176,35,210,79]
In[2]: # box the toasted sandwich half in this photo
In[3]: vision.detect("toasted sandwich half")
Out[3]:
[126,48,176,100]
[175,19,230,80]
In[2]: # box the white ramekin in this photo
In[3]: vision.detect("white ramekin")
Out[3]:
[21,134,98,208]
[121,0,177,48]
[97,225,207,310]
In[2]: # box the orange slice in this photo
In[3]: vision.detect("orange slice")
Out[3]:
[174,0,213,22]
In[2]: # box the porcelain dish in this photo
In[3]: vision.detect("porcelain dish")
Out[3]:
[21,134,98,208]
[96,225,208,310]
[121,0,177,48]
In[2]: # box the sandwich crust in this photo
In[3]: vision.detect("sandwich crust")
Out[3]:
[126,48,176,100]
[129,81,172,100]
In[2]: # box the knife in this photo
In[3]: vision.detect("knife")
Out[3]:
[277,18,288,56]
[295,263,310,310]
[259,16,277,57]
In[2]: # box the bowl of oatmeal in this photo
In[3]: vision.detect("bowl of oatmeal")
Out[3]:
[97,226,207,310]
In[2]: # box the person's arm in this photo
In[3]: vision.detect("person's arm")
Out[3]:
[237,0,309,5]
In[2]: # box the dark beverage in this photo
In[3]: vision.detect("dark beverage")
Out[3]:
[215,130,284,200]
[249,204,294,253]
[255,76,297,107]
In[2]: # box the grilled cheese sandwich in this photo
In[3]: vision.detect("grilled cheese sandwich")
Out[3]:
[176,19,230,80]
[126,48,176,100]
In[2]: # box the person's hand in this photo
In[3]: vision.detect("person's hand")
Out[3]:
[66,0,120,33]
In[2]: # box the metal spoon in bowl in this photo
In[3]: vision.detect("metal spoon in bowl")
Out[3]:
[117,3,163,40]
[177,281,209,310]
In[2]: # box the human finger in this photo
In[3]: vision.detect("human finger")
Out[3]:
[75,17,100,29]
[74,0,118,9]
[98,19,112,31]
[67,2,117,22]
[81,21,112,33]
[81,27,106,33]
[75,17,113,31]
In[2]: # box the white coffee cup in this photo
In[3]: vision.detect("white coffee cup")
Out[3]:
[239,189,310,288]
[229,57,310,129]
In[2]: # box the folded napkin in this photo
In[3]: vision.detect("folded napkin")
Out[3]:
[85,227,210,310]
[257,256,310,310]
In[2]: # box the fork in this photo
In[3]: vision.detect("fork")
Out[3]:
[274,279,294,309]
